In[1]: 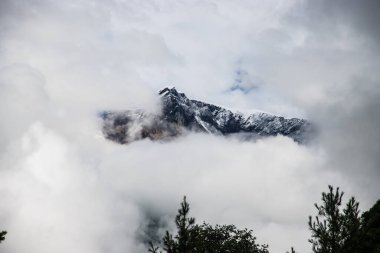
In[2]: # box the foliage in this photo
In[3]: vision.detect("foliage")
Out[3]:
[358,200,380,253]
[148,187,380,253]
[286,247,296,253]
[149,196,268,253]
[191,223,268,253]
[0,231,6,243]
[308,185,360,253]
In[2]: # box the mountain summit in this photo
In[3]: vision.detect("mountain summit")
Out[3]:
[101,87,314,144]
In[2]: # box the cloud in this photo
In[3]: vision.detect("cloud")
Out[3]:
[290,0,380,50]
[281,0,380,200]
[0,125,345,253]
[0,64,48,150]
[0,0,379,253]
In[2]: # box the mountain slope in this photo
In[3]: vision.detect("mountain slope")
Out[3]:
[101,87,314,144]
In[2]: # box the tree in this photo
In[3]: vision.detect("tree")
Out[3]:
[159,196,198,253]
[0,231,6,243]
[340,197,361,252]
[149,196,268,253]
[286,247,297,253]
[148,241,160,253]
[358,200,380,253]
[308,185,360,253]
[192,223,268,253]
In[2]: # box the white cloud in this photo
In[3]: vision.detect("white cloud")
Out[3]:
[0,124,346,253]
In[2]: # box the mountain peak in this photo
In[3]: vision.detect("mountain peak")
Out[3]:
[159,87,188,99]
[101,87,314,144]
[159,87,178,95]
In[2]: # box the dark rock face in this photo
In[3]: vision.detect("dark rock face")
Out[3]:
[101,87,314,144]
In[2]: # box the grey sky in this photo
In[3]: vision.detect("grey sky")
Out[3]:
[0,1,379,252]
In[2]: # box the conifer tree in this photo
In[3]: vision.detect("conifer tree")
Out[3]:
[358,200,380,252]
[308,185,360,253]
[160,196,197,253]
[340,197,361,252]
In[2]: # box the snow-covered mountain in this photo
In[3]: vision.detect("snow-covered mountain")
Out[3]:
[101,87,314,144]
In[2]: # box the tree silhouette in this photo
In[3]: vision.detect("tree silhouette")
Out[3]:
[308,185,360,253]
[358,200,380,252]
[149,196,268,253]
[0,231,6,243]
[147,187,380,253]
[286,247,297,253]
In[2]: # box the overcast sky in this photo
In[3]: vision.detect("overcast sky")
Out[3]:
[0,0,379,252]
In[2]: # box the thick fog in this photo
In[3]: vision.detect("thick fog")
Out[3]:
[0,1,379,252]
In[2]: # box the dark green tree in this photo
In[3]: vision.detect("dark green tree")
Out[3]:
[192,223,268,252]
[0,230,6,243]
[160,196,198,253]
[148,241,160,253]
[286,247,297,253]
[308,185,360,253]
[149,196,268,253]
[358,200,380,253]
[340,197,361,252]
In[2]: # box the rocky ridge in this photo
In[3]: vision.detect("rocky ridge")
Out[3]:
[101,87,314,144]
